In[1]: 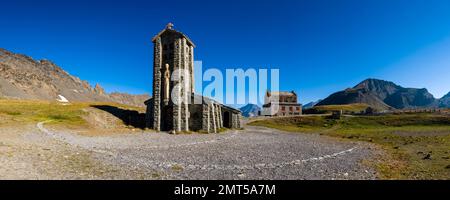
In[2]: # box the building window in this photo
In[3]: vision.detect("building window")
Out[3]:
[296,107,300,111]
[289,107,293,111]
[281,106,285,111]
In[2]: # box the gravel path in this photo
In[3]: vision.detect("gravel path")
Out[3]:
[31,121,380,180]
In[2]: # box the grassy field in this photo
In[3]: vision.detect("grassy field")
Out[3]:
[0,99,144,128]
[304,103,370,114]
[249,113,450,179]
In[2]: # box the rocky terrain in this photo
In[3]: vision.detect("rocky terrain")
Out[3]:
[317,78,449,110]
[109,93,151,108]
[0,48,149,107]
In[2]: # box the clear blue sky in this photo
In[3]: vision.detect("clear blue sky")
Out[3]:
[1,0,450,105]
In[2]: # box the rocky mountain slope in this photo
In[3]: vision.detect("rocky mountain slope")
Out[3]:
[317,78,447,110]
[0,48,149,107]
[303,99,322,109]
[240,104,261,117]
[439,92,450,108]
[109,92,151,108]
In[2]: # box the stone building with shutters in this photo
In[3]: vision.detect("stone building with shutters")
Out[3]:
[145,23,241,133]
[261,91,302,116]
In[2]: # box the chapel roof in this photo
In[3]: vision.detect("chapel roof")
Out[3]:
[151,23,196,47]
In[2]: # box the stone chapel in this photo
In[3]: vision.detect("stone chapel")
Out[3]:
[145,23,242,133]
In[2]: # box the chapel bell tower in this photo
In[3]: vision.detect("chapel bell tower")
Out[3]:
[151,23,195,132]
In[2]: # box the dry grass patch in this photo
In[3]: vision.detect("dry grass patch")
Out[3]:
[0,99,146,134]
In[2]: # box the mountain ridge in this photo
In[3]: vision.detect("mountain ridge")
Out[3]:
[240,104,261,117]
[317,78,447,110]
[0,48,149,107]
[439,91,450,108]
[303,99,322,109]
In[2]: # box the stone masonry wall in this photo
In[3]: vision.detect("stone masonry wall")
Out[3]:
[234,113,242,129]
[182,38,189,131]
[172,38,182,132]
[152,37,162,131]
[202,104,210,132]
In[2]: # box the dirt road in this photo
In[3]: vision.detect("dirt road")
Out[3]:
[0,122,380,179]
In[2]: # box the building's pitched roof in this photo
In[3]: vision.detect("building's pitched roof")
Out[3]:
[192,94,241,113]
[263,102,302,108]
[222,104,242,113]
[267,91,297,97]
[152,23,196,47]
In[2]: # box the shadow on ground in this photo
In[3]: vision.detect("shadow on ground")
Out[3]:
[91,105,146,129]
